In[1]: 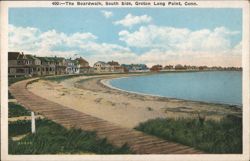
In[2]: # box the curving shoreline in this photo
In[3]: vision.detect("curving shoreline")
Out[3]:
[101,78,169,99]
[100,78,241,107]
[100,73,242,107]
[27,74,242,129]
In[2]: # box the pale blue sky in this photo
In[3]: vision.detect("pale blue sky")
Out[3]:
[8,8,242,67]
[9,8,242,45]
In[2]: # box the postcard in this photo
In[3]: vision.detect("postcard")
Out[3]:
[1,0,250,161]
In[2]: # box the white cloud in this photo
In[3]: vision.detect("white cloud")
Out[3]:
[8,24,137,65]
[137,49,242,68]
[231,41,242,55]
[125,25,242,67]
[75,41,137,65]
[9,24,241,67]
[119,25,240,53]
[101,10,113,18]
[114,14,152,28]
[8,24,41,52]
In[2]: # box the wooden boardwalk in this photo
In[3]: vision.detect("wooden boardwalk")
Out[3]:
[9,78,203,154]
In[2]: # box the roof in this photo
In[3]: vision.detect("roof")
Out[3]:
[94,61,106,65]
[175,64,183,67]
[36,57,52,62]
[107,61,119,66]
[8,52,27,60]
[76,57,88,64]
[26,54,40,60]
[53,57,65,62]
[8,52,20,60]
[66,59,79,65]
[122,64,147,67]
[150,65,163,70]
[47,57,65,62]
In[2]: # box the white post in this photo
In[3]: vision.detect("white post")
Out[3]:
[31,112,36,133]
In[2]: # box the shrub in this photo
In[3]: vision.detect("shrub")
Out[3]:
[8,102,31,118]
[135,115,242,154]
[9,119,132,154]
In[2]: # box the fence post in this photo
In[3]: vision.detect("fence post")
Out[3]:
[31,112,36,133]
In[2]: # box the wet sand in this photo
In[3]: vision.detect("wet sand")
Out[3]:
[27,74,242,129]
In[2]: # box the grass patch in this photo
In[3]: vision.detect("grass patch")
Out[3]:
[8,91,15,99]
[42,74,84,83]
[8,77,30,86]
[9,120,33,137]
[42,72,138,83]
[9,102,31,118]
[9,119,132,154]
[135,115,242,154]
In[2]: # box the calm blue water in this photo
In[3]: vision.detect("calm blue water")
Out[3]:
[109,71,242,105]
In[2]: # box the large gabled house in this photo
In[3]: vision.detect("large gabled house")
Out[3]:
[53,57,67,75]
[34,56,67,75]
[174,64,186,70]
[93,61,111,73]
[37,57,56,76]
[107,61,124,73]
[150,64,163,72]
[25,54,42,76]
[163,65,174,71]
[121,64,149,72]
[93,60,125,73]
[76,57,93,73]
[66,58,80,74]
[8,52,41,77]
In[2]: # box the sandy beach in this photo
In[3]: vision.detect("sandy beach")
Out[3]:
[27,74,242,129]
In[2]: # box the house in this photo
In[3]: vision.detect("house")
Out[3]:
[93,60,125,73]
[37,57,56,76]
[93,61,111,73]
[66,58,80,74]
[8,52,29,77]
[53,57,67,75]
[175,64,186,70]
[25,54,42,76]
[107,61,124,73]
[121,64,149,72]
[185,65,199,71]
[76,57,92,73]
[8,52,93,76]
[198,66,208,71]
[8,52,40,77]
[163,65,174,71]
[150,65,163,72]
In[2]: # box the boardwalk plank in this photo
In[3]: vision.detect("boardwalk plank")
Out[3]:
[9,78,203,154]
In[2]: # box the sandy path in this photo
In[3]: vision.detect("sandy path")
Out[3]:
[27,74,242,128]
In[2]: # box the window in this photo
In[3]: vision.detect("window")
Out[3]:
[29,68,33,74]
[16,68,25,73]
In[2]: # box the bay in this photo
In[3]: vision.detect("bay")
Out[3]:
[109,71,242,105]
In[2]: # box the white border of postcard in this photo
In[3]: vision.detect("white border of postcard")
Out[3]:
[1,1,250,161]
